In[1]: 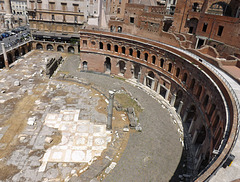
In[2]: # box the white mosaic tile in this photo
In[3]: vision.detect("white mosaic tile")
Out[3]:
[39,110,112,172]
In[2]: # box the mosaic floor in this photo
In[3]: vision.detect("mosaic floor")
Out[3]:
[39,110,112,172]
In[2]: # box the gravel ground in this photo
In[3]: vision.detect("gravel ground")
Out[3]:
[59,56,183,182]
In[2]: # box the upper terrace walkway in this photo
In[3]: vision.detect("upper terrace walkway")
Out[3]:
[171,44,240,182]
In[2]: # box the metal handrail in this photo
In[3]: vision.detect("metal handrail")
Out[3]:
[0,37,33,54]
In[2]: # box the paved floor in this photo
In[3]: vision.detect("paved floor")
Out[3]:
[39,110,112,172]
[0,51,127,181]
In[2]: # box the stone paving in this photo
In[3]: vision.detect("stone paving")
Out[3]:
[39,110,112,172]
[0,51,130,182]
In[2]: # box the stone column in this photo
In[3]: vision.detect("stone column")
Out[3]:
[165,89,170,100]
[195,145,201,158]
[1,43,9,69]
[151,79,155,90]
[107,90,115,130]
[4,0,13,29]
[182,109,189,122]
[195,154,203,170]
[143,75,146,86]
[4,0,11,14]
[137,72,141,83]
[188,118,195,133]
[191,130,199,144]
[177,101,183,114]
[157,83,160,93]
[170,93,176,107]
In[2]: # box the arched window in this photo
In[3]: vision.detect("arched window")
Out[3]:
[160,58,164,68]
[192,3,200,12]
[213,127,222,150]
[188,18,199,34]
[36,43,43,50]
[21,47,26,55]
[168,63,172,72]
[118,61,126,74]
[99,42,103,49]
[137,50,140,58]
[83,61,88,71]
[190,79,195,90]
[176,68,180,77]
[107,44,111,51]
[207,2,231,16]
[146,71,155,88]
[195,126,206,145]
[182,73,188,83]
[110,25,114,32]
[114,45,118,52]
[57,45,64,52]
[68,46,75,53]
[203,95,209,109]
[196,85,202,99]
[104,57,111,73]
[129,48,133,56]
[174,90,183,109]
[134,64,140,79]
[15,50,19,59]
[185,105,196,123]
[212,115,220,133]
[122,47,126,54]
[47,44,53,51]
[208,104,216,119]
[117,26,122,33]
[152,55,156,64]
[7,53,13,64]
[144,53,148,61]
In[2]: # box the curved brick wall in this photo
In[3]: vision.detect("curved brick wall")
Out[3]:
[78,30,238,181]
[31,30,238,181]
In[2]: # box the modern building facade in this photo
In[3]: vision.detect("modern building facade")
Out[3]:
[11,0,27,15]
[27,0,101,34]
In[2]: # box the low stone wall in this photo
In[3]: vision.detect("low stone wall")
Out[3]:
[46,55,63,78]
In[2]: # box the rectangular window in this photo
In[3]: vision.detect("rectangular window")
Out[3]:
[73,4,78,12]
[52,14,55,20]
[49,2,55,10]
[217,25,224,36]
[39,13,42,20]
[130,17,134,23]
[37,2,42,9]
[74,16,78,23]
[202,23,208,32]
[61,3,67,11]
[31,2,34,9]
[83,40,87,47]
[117,8,120,14]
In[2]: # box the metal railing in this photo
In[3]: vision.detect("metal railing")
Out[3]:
[0,37,33,55]
[168,44,240,180]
